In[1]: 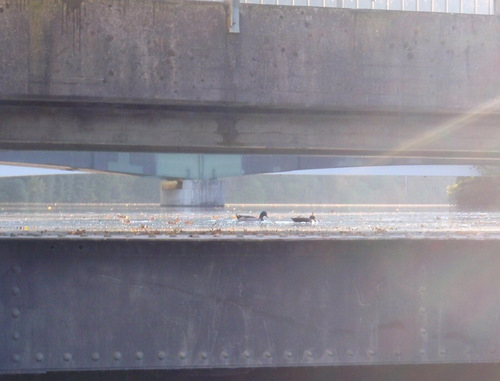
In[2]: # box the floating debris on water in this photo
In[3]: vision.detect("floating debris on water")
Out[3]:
[0,203,498,240]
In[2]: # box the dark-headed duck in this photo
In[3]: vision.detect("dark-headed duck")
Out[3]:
[291,215,317,223]
[236,211,268,222]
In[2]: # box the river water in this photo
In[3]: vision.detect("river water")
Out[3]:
[0,203,499,240]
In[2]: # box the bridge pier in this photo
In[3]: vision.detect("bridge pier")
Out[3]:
[160,179,225,207]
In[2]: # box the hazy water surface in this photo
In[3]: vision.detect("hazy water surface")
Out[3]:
[0,203,498,240]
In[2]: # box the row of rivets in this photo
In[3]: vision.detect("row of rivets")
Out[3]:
[9,349,346,363]
[10,266,21,320]
[10,264,22,363]
[12,347,492,364]
[11,353,44,363]
[9,351,205,363]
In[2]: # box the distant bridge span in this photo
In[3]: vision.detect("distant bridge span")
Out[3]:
[0,1,499,159]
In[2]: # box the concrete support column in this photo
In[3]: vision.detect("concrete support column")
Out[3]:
[160,179,225,207]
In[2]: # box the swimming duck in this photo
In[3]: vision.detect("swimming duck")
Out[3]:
[291,215,317,223]
[236,211,268,222]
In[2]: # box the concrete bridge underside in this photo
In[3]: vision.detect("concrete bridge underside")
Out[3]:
[1,101,500,159]
[0,1,499,158]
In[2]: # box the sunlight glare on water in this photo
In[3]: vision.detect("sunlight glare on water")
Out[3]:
[0,203,499,240]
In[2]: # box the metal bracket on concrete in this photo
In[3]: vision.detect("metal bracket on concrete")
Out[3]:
[228,0,240,33]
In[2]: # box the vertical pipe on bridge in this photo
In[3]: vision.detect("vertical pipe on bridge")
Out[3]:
[228,0,240,33]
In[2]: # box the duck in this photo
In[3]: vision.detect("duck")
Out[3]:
[291,214,317,223]
[236,211,268,222]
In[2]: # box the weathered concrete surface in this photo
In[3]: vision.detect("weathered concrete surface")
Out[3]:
[1,0,498,111]
[0,1,499,156]
[0,102,499,158]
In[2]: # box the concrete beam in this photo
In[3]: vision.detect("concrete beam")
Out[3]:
[0,0,499,114]
[0,102,499,160]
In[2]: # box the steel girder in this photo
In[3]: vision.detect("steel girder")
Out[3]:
[1,238,500,374]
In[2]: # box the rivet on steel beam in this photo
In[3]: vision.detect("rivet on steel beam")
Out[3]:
[35,353,44,362]
[200,352,208,360]
[11,265,21,274]
[285,351,293,359]
[158,351,166,360]
[135,351,144,360]
[11,308,20,318]
[179,351,187,360]
[347,350,354,357]
[368,349,375,357]
[394,350,401,357]
[305,350,313,358]
[11,286,20,296]
[419,307,426,314]
[113,352,122,361]
[12,332,20,341]
[221,351,229,359]
[326,350,334,358]
[91,352,100,361]
[63,353,72,362]
[419,349,426,356]
[439,349,446,356]
[12,354,21,363]
[263,351,271,359]
[242,350,250,359]
[420,328,427,335]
